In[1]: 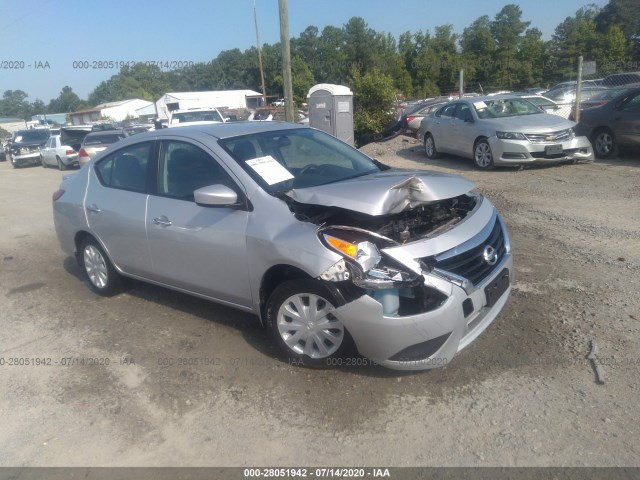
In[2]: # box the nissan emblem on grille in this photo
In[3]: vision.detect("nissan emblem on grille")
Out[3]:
[483,245,498,265]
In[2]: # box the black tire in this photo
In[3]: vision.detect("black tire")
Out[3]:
[473,138,495,170]
[265,279,353,368]
[79,237,125,296]
[57,156,67,171]
[424,133,440,159]
[592,128,617,159]
[41,155,47,168]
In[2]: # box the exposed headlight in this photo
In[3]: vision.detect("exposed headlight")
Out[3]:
[323,233,381,272]
[496,131,526,140]
[320,229,422,290]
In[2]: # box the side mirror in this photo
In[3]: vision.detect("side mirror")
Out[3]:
[194,184,239,207]
[464,116,474,123]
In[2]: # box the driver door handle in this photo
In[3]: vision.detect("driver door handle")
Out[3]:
[86,204,101,213]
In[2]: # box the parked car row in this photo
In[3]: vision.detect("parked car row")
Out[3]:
[2,124,133,170]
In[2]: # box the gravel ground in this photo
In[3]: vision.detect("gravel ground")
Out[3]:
[0,138,639,467]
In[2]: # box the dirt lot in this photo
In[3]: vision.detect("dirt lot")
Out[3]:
[0,137,639,467]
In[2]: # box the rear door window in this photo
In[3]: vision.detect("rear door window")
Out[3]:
[95,142,152,193]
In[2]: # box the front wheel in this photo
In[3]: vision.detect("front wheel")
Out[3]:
[474,139,495,170]
[80,237,125,296]
[41,155,47,168]
[265,279,352,367]
[592,128,617,159]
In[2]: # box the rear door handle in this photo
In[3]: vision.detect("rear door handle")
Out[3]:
[153,216,172,227]
[86,204,101,213]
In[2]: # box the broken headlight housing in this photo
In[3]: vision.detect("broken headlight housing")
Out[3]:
[319,227,422,290]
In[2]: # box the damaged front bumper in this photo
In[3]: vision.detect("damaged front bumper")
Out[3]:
[334,255,512,370]
[325,205,513,371]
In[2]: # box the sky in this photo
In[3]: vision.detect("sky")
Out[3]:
[0,0,609,104]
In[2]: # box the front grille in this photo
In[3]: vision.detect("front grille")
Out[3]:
[525,128,573,143]
[424,217,507,286]
[530,148,580,159]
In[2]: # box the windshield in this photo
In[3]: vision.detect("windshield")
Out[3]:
[83,133,126,145]
[473,98,543,119]
[219,128,380,193]
[524,97,554,108]
[589,88,630,101]
[14,129,50,142]
[172,110,223,124]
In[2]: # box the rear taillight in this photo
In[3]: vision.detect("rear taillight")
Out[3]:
[78,148,89,157]
[407,116,415,122]
[52,189,65,201]
[65,149,75,155]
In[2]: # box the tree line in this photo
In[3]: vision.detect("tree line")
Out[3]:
[1,0,637,130]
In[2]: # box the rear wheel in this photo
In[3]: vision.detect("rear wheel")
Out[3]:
[424,133,440,159]
[56,156,67,171]
[592,128,617,159]
[265,279,352,367]
[473,139,495,170]
[80,237,125,296]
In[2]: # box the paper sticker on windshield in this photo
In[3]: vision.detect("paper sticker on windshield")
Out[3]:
[14,136,23,142]
[473,101,487,109]
[246,155,294,185]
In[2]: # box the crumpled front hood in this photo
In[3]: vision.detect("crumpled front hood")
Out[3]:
[288,170,475,216]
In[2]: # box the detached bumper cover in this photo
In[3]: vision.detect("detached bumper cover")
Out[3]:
[489,135,594,165]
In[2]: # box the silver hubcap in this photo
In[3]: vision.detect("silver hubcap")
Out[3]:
[425,137,434,157]
[596,133,613,155]
[277,293,344,359]
[84,245,108,289]
[475,142,492,167]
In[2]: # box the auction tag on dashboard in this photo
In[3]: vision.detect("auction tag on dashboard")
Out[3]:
[246,155,294,185]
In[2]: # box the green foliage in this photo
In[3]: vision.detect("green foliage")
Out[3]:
[350,69,396,144]
[3,1,636,122]
[47,86,87,114]
[0,90,31,119]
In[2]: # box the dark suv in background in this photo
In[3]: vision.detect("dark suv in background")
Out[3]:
[8,128,51,168]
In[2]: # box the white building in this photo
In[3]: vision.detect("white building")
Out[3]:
[155,90,263,119]
[69,99,153,125]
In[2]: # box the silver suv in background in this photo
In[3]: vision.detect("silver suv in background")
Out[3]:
[53,123,512,370]
[78,130,128,166]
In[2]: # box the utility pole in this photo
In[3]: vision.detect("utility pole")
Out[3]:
[575,55,583,124]
[254,1,267,108]
[278,0,294,122]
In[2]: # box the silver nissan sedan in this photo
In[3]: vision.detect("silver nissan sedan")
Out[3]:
[53,122,512,370]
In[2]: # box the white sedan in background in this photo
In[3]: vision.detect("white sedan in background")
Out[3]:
[40,135,79,170]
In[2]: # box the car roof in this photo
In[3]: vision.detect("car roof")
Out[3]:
[129,121,304,142]
[85,129,126,136]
